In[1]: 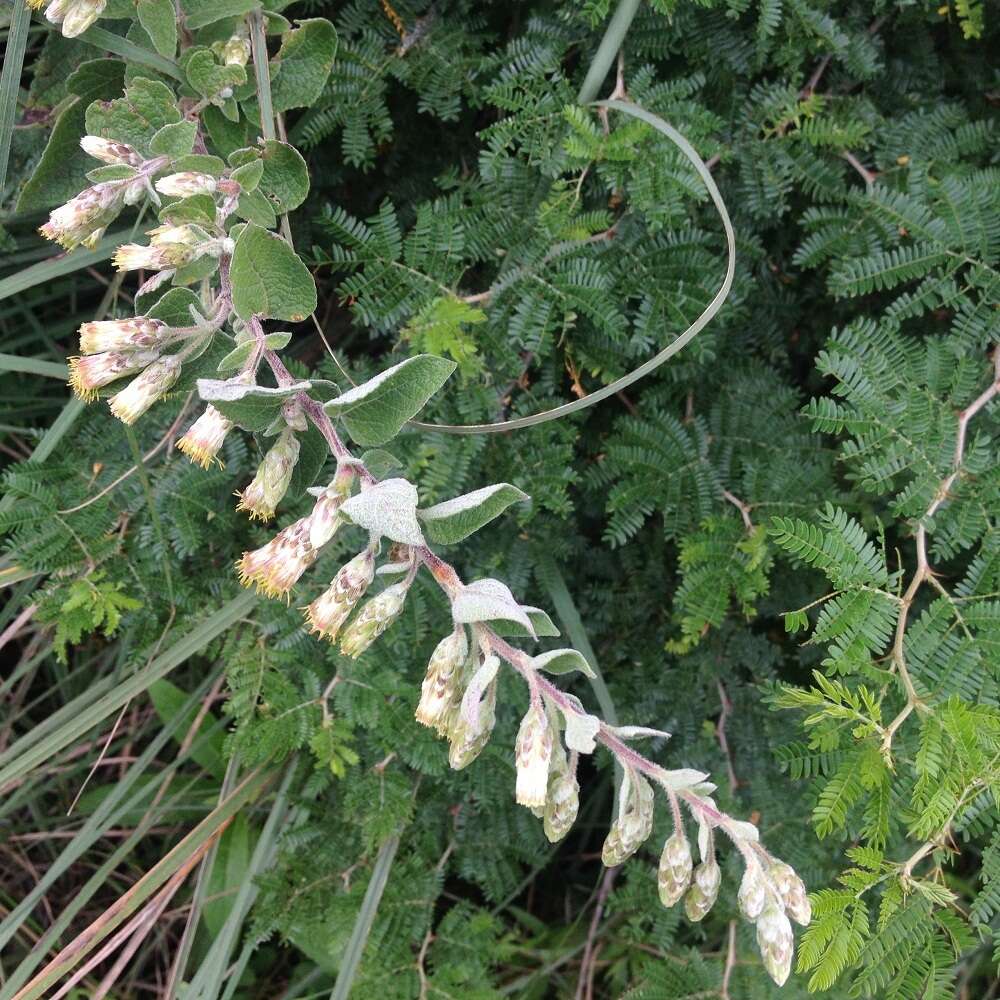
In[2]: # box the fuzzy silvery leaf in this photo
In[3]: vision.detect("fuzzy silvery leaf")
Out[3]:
[613,725,672,741]
[137,0,178,58]
[340,478,424,546]
[657,768,711,792]
[150,120,197,158]
[451,578,535,635]
[268,19,339,113]
[197,378,310,432]
[323,355,456,447]
[563,711,600,753]
[697,818,711,863]
[531,648,595,679]
[419,483,529,545]
[725,819,760,843]
[489,607,560,639]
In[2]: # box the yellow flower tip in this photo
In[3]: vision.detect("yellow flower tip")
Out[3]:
[177,436,221,470]
[107,397,140,425]
[66,358,99,402]
[26,0,47,11]
[234,492,275,521]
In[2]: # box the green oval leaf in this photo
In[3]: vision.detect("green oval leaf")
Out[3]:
[419,483,529,545]
[323,355,456,447]
[229,223,317,323]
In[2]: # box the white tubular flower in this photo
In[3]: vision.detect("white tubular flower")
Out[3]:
[738,859,768,921]
[756,903,794,987]
[80,136,142,167]
[108,355,181,424]
[78,316,166,355]
[658,831,693,907]
[238,516,318,600]
[236,431,300,522]
[769,860,811,926]
[67,350,158,401]
[684,860,721,922]
[601,769,655,866]
[543,746,579,843]
[304,548,376,641]
[177,406,234,469]
[415,628,468,733]
[39,182,123,250]
[154,172,218,198]
[514,704,553,809]
[339,581,408,658]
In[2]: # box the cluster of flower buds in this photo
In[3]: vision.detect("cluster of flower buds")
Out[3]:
[236,427,301,521]
[602,767,655,865]
[177,406,234,469]
[39,138,166,249]
[653,814,810,985]
[29,0,106,39]
[114,221,231,274]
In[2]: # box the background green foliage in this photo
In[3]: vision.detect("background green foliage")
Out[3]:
[1,0,997,997]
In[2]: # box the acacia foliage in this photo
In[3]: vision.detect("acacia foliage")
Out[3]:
[0,0,998,997]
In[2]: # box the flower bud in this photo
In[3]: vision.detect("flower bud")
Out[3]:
[80,135,142,167]
[112,241,194,273]
[40,183,124,250]
[237,516,317,599]
[738,860,767,921]
[177,405,234,468]
[658,832,693,907]
[756,903,794,986]
[154,172,218,198]
[108,355,181,424]
[307,472,352,550]
[221,36,251,65]
[415,629,468,733]
[769,861,811,926]
[236,431,300,521]
[543,749,579,843]
[683,860,721,922]
[448,681,496,770]
[601,771,654,866]
[304,549,376,641]
[44,0,106,37]
[67,350,158,401]
[339,581,408,658]
[78,316,166,355]
[514,704,553,809]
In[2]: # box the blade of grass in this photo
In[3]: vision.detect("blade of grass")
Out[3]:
[0,354,68,379]
[10,768,272,1000]
[77,26,183,80]
[0,231,129,302]
[0,590,256,790]
[0,0,31,194]
[329,835,401,1000]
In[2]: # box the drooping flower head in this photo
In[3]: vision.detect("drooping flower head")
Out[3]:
[415,628,468,733]
[177,406,234,469]
[658,830,693,907]
[684,860,721,922]
[304,548,376,641]
[542,742,580,843]
[236,430,300,521]
[40,182,124,250]
[108,355,181,424]
[154,172,218,198]
[339,581,409,658]
[238,516,318,599]
[78,317,166,355]
[514,703,553,809]
[80,136,142,167]
[756,903,794,986]
[37,0,107,38]
[738,859,768,921]
[601,767,655,866]
[67,350,159,401]
[769,860,811,926]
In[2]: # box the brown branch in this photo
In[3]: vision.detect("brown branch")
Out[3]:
[576,865,618,1000]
